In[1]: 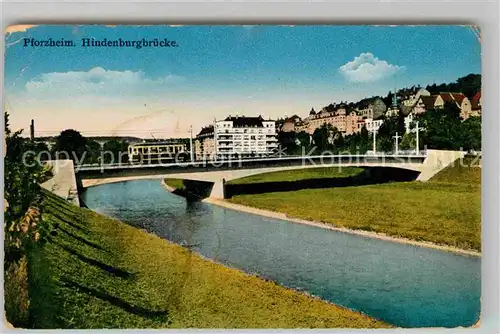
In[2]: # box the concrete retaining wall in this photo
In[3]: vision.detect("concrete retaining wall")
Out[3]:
[416,150,466,181]
[41,160,80,206]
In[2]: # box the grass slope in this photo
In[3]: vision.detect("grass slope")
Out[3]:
[228,167,363,185]
[164,178,185,190]
[429,156,481,185]
[29,190,389,329]
[230,160,480,251]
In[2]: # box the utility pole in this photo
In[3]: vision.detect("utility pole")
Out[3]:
[213,117,217,161]
[393,132,401,155]
[372,129,377,155]
[189,125,194,162]
[414,121,423,155]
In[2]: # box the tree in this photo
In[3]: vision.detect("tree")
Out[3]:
[53,129,88,162]
[382,90,395,107]
[4,112,47,264]
[400,132,415,151]
[460,116,481,151]
[102,139,129,164]
[5,111,11,136]
[275,117,285,131]
[333,132,345,152]
[24,141,50,161]
[425,73,481,99]
[456,74,482,99]
[345,126,369,154]
[277,131,297,155]
[84,140,102,164]
[377,115,405,152]
[417,102,463,150]
[312,124,336,151]
[296,131,311,148]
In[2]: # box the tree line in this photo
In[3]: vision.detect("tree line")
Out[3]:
[24,129,130,164]
[30,129,193,165]
[4,112,50,326]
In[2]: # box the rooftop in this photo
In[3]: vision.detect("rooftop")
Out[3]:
[130,140,186,147]
[222,115,274,127]
[196,125,214,137]
[420,95,438,110]
[471,91,481,110]
[439,92,467,105]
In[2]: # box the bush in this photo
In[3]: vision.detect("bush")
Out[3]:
[4,256,29,327]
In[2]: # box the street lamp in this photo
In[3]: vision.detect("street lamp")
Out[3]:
[412,121,425,155]
[392,132,401,156]
[189,125,194,161]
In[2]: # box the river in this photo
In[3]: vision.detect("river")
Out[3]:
[82,179,480,328]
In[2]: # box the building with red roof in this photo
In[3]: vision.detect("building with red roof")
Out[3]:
[412,92,473,119]
[471,91,482,117]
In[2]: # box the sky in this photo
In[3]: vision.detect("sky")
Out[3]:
[4,25,481,138]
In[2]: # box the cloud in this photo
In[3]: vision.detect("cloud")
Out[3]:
[24,67,183,97]
[339,52,404,83]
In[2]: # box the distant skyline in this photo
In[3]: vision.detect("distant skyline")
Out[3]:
[5,25,481,138]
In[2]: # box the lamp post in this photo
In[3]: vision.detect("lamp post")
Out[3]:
[413,121,425,155]
[392,132,401,156]
[213,117,217,161]
[372,129,378,155]
[189,125,194,162]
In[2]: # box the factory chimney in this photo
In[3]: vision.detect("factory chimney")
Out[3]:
[30,119,35,141]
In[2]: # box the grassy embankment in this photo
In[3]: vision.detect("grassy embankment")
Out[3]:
[229,158,481,252]
[227,167,364,184]
[164,168,363,191]
[163,178,185,190]
[28,189,389,329]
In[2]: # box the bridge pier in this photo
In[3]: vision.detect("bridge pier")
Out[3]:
[41,159,80,206]
[416,150,466,181]
[209,178,226,199]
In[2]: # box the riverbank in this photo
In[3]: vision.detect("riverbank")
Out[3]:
[29,189,390,329]
[161,179,177,193]
[226,158,480,253]
[227,167,364,184]
[203,198,480,257]
[228,182,480,254]
[162,179,480,257]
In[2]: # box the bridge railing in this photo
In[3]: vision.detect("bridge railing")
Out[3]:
[74,152,428,172]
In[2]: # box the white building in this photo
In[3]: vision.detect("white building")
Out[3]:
[214,115,277,158]
[404,113,414,134]
[364,118,384,133]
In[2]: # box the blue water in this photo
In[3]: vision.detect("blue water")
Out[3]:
[82,179,481,328]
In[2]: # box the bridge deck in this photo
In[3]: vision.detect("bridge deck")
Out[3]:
[76,154,427,173]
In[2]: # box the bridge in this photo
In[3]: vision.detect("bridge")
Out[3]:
[69,150,464,199]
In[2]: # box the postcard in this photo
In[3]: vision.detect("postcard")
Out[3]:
[4,25,481,329]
